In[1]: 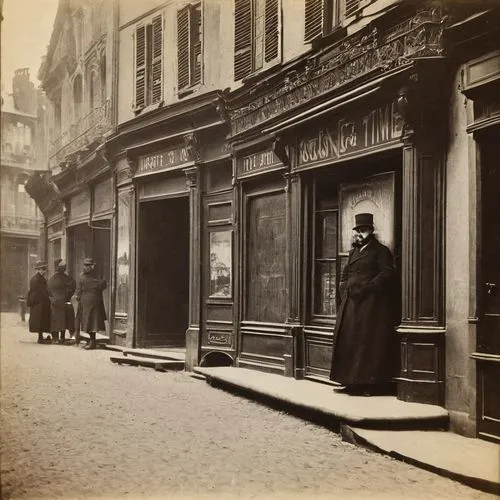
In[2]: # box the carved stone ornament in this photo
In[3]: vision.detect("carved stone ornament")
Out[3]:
[183,133,202,163]
[184,166,198,189]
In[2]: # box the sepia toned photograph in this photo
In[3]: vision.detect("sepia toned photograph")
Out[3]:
[1,0,499,499]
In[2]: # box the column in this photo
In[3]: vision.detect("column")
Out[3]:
[184,166,201,371]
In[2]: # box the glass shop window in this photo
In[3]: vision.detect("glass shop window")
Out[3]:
[311,180,338,320]
[246,191,286,323]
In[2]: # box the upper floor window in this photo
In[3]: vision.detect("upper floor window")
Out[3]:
[177,3,202,92]
[304,0,340,42]
[234,0,280,81]
[134,14,164,110]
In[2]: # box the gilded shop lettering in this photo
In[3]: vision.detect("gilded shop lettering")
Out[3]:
[298,102,403,168]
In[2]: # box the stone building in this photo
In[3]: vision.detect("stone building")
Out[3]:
[1,69,46,311]
[28,0,500,443]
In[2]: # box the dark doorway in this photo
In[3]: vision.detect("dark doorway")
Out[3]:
[138,197,190,347]
[477,128,500,443]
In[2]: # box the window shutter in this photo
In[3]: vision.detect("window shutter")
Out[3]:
[345,0,360,17]
[264,0,279,63]
[135,25,146,108]
[304,0,323,42]
[191,4,202,85]
[177,7,190,90]
[234,0,252,80]
[151,14,163,104]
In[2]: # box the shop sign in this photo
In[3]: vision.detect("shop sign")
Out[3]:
[207,331,232,346]
[237,149,282,178]
[136,146,190,176]
[296,101,404,169]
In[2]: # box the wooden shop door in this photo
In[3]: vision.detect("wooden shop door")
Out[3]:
[476,129,500,443]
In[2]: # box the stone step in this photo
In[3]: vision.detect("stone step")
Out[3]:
[122,348,185,362]
[110,355,184,372]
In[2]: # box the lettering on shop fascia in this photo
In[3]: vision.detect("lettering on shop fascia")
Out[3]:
[296,101,404,169]
[207,331,232,346]
[237,149,282,178]
[136,146,191,176]
[229,8,446,136]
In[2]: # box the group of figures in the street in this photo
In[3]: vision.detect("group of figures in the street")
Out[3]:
[26,257,107,350]
[25,212,398,394]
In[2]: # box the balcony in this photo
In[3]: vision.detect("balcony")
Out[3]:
[0,151,35,168]
[49,99,112,168]
[0,214,41,236]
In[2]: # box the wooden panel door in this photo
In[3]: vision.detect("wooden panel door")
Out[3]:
[477,130,500,443]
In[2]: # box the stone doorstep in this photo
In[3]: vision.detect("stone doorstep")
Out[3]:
[194,366,449,430]
[109,354,185,372]
[343,427,500,495]
[122,348,186,362]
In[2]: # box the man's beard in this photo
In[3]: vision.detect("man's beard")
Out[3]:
[352,233,373,248]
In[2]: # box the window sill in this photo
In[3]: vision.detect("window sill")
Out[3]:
[133,100,164,116]
[177,84,202,100]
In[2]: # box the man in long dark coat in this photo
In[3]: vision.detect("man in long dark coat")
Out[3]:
[48,259,76,344]
[330,213,399,396]
[26,260,51,344]
[75,257,107,350]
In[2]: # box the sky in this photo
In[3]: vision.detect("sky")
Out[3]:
[1,0,59,93]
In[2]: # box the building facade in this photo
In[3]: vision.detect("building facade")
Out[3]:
[27,0,500,443]
[27,0,117,325]
[1,69,46,311]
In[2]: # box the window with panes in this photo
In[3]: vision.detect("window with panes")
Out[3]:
[311,179,339,320]
[234,0,280,81]
[134,14,163,110]
[177,3,202,92]
[304,0,341,42]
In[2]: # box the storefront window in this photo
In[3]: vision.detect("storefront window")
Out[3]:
[209,230,232,298]
[312,181,338,318]
[247,191,286,323]
[116,190,131,315]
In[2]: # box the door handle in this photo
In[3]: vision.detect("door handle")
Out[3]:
[485,282,497,296]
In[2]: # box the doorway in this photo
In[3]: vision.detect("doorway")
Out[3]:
[138,196,190,347]
[477,128,500,443]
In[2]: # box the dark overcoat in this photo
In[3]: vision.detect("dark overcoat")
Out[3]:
[76,271,107,333]
[330,238,399,386]
[27,273,51,333]
[47,271,76,333]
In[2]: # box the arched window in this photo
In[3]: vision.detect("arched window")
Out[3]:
[89,70,99,109]
[73,74,83,120]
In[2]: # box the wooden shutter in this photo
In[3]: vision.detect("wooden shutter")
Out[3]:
[264,0,279,63]
[177,7,190,90]
[345,0,360,17]
[135,25,146,108]
[304,0,323,42]
[191,4,202,85]
[234,0,252,80]
[151,14,163,104]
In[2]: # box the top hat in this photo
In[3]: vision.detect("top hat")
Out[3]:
[34,260,47,270]
[353,213,374,230]
[83,257,95,266]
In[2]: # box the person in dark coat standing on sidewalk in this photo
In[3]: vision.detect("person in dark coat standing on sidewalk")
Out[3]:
[75,257,107,350]
[26,261,51,344]
[47,259,76,344]
[330,213,399,396]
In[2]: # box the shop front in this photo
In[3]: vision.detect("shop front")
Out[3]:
[229,68,448,407]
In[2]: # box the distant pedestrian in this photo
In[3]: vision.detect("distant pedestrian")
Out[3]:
[75,257,107,350]
[26,260,51,344]
[330,213,399,396]
[47,259,76,344]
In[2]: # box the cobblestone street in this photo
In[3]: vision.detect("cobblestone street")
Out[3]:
[0,313,495,500]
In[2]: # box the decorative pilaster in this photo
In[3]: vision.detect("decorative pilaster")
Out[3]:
[184,165,201,371]
[396,82,446,405]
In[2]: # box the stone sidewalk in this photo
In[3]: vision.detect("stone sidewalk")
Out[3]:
[194,366,500,495]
